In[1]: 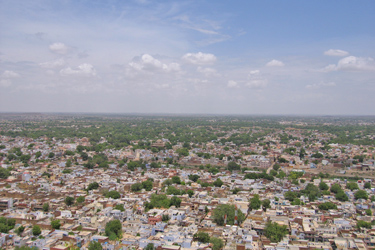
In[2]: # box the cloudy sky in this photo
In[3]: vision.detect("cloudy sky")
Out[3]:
[1,0,374,115]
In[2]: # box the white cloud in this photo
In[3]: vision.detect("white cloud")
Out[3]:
[156,83,169,89]
[39,59,65,68]
[0,70,19,87]
[60,63,97,76]
[2,70,20,78]
[266,59,284,67]
[129,54,181,72]
[0,79,12,87]
[227,80,238,88]
[246,79,267,89]
[49,42,69,55]
[306,82,336,90]
[182,52,217,64]
[324,49,349,57]
[324,56,375,72]
[323,64,336,72]
[197,67,217,76]
[249,70,260,75]
[246,70,267,89]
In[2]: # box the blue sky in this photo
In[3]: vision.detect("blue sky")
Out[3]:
[1,0,374,115]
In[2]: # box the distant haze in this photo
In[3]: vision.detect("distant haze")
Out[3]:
[0,1,374,115]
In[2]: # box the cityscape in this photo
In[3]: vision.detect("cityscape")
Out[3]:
[0,114,374,250]
[1,1,375,250]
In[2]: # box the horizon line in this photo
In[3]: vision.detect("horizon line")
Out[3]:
[1,112,375,117]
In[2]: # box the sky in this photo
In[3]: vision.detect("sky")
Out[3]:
[1,0,375,115]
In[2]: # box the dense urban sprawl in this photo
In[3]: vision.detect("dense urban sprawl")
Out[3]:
[0,114,375,250]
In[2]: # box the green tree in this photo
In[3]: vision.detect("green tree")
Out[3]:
[319,181,329,191]
[194,231,210,243]
[87,182,99,191]
[232,187,241,194]
[364,182,371,189]
[76,196,85,204]
[270,169,278,176]
[106,190,121,199]
[163,179,173,186]
[335,190,349,201]
[0,223,8,233]
[302,183,321,201]
[7,153,17,161]
[42,203,49,212]
[311,152,323,158]
[172,176,181,184]
[150,162,158,168]
[131,183,143,192]
[170,196,181,208]
[227,161,240,171]
[65,159,72,168]
[278,157,288,163]
[88,241,103,250]
[291,198,301,205]
[15,225,25,236]
[208,167,219,175]
[114,204,125,212]
[144,243,155,250]
[318,202,337,210]
[299,148,306,159]
[346,182,359,191]
[0,217,15,233]
[212,204,245,226]
[81,152,89,161]
[264,221,288,243]
[273,164,280,171]
[284,191,298,201]
[65,150,75,156]
[277,170,286,179]
[0,168,10,179]
[62,169,72,174]
[357,220,371,229]
[141,180,153,191]
[355,190,368,200]
[77,145,85,153]
[32,225,41,236]
[249,194,261,211]
[176,148,189,157]
[162,214,170,222]
[166,186,181,195]
[6,218,15,229]
[210,237,224,250]
[19,154,31,164]
[330,183,342,193]
[35,151,42,158]
[262,199,271,211]
[48,152,55,158]
[105,219,122,240]
[15,247,38,250]
[213,178,223,187]
[188,174,200,182]
[42,172,51,178]
[187,189,194,198]
[65,196,75,206]
[51,219,61,229]
[366,209,372,216]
